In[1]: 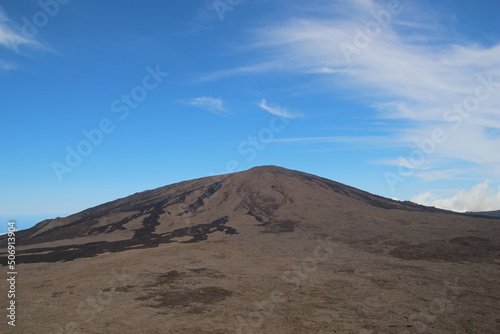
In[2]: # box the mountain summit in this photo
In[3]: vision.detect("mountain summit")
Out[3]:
[1,166,499,334]
[2,165,497,264]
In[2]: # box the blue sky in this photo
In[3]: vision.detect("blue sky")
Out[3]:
[1,0,499,231]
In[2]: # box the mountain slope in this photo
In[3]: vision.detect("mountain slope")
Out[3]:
[1,166,500,334]
[1,165,498,265]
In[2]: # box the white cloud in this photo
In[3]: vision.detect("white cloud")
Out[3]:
[186,97,229,116]
[0,7,44,71]
[0,59,17,71]
[258,99,302,119]
[411,180,500,212]
[0,8,8,23]
[0,23,39,52]
[196,60,283,83]
[273,135,397,147]
[309,67,349,74]
[204,0,500,182]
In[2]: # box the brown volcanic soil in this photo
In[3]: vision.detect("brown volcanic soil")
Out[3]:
[1,166,499,333]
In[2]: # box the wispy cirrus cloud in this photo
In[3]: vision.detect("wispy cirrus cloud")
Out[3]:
[411,169,473,183]
[0,23,40,51]
[202,0,500,182]
[0,7,44,71]
[185,96,229,116]
[0,58,17,71]
[258,99,302,119]
[273,135,394,146]
[196,60,283,83]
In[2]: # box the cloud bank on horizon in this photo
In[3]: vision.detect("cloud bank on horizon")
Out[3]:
[412,180,500,213]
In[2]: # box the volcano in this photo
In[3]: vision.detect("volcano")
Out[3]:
[2,166,453,263]
[1,166,499,333]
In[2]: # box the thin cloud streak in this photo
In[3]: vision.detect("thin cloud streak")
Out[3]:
[185,96,229,116]
[273,135,392,145]
[0,23,39,51]
[0,8,46,71]
[196,60,283,83]
[0,58,17,71]
[258,99,302,119]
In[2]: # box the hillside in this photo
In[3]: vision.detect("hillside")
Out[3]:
[1,166,499,333]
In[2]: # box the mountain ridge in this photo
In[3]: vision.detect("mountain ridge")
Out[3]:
[4,166,449,239]
[1,165,498,265]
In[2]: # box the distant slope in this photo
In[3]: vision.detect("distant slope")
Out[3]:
[467,210,500,218]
